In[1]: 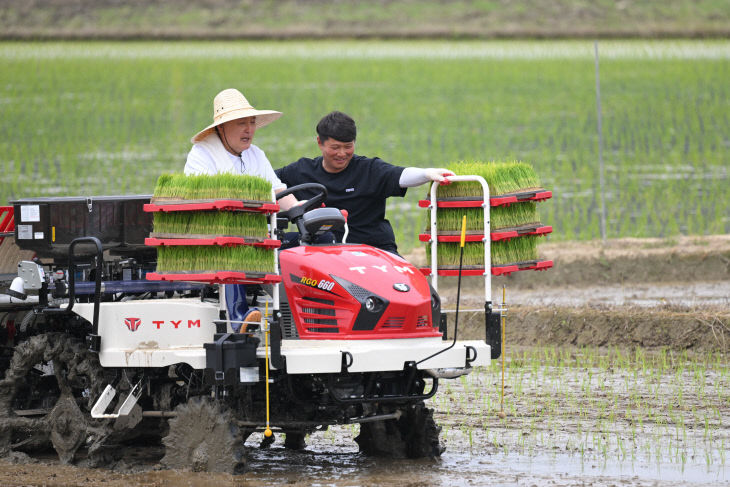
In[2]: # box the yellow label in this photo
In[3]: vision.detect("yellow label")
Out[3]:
[52,226,55,242]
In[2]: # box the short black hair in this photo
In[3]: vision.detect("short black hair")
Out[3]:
[316,111,356,143]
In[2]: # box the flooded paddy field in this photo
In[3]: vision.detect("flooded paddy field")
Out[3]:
[1,345,726,487]
[0,237,727,485]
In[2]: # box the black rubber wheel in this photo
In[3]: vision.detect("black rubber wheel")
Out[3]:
[355,402,444,459]
[0,333,109,463]
[161,396,246,474]
[283,431,307,450]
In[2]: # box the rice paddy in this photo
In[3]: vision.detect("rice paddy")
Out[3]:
[1,40,728,253]
[433,346,729,480]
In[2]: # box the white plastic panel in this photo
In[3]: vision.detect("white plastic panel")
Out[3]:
[272,338,490,374]
[73,299,218,368]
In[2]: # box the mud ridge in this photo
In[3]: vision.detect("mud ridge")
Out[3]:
[456,305,730,352]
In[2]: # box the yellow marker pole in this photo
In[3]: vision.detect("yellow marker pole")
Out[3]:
[460,215,467,247]
[263,300,272,438]
[499,285,506,418]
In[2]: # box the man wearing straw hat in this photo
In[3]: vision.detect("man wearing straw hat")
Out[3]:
[185,88,298,329]
[185,88,298,211]
[276,110,453,255]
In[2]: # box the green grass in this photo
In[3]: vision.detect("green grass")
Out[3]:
[153,211,269,238]
[156,245,274,273]
[427,236,540,266]
[1,41,728,252]
[153,173,272,201]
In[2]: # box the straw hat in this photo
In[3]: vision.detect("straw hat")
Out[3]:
[191,88,282,143]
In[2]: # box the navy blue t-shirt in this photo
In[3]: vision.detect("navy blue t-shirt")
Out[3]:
[275,155,406,251]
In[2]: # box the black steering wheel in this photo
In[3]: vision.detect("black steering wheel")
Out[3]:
[276,183,328,223]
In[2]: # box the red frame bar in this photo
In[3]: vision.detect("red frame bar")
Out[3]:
[144,200,279,214]
[418,225,552,243]
[145,237,280,249]
[146,271,282,285]
[0,206,14,244]
[418,190,552,209]
[419,260,553,277]
[0,206,14,233]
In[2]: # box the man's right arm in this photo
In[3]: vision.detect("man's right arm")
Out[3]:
[399,167,454,187]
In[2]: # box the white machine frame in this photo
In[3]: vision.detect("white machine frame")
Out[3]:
[427,175,492,303]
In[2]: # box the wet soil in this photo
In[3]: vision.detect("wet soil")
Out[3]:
[1,236,729,485]
[2,347,728,487]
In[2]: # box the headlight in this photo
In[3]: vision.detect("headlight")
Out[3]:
[365,296,378,312]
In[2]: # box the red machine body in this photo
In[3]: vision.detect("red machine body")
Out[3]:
[279,244,441,340]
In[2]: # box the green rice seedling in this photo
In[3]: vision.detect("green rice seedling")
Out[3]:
[182,174,206,200]
[152,212,186,235]
[153,173,188,200]
[191,173,272,201]
[152,173,272,201]
[156,246,196,272]
[153,211,268,238]
[152,173,174,197]
[156,244,274,273]
[426,236,539,266]
[437,161,541,198]
[424,203,540,233]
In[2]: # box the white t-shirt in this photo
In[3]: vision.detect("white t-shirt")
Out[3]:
[184,138,285,191]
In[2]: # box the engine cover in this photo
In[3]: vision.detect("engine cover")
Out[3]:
[279,244,441,340]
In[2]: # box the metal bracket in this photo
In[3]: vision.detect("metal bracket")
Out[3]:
[91,380,143,419]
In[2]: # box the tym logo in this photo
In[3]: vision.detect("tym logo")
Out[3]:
[348,265,415,275]
[124,317,141,332]
[151,319,202,329]
[124,319,202,330]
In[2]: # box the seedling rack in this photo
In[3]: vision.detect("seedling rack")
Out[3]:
[144,199,279,214]
[419,175,553,302]
[144,189,282,287]
[417,189,552,209]
[145,237,280,249]
[418,223,552,243]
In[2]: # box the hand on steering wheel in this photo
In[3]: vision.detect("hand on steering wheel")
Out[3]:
[276,183,327,223]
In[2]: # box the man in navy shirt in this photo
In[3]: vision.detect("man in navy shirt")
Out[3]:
[276,111,453,255]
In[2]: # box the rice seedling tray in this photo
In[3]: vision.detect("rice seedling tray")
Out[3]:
[419,259,553,277]
[418,224,552,243]
[145,237,280,249]
[418,189,552,208]
[144,199,279,214]
[146,271,282,285]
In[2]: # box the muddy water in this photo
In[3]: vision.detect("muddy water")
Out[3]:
[1,347,727,487]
